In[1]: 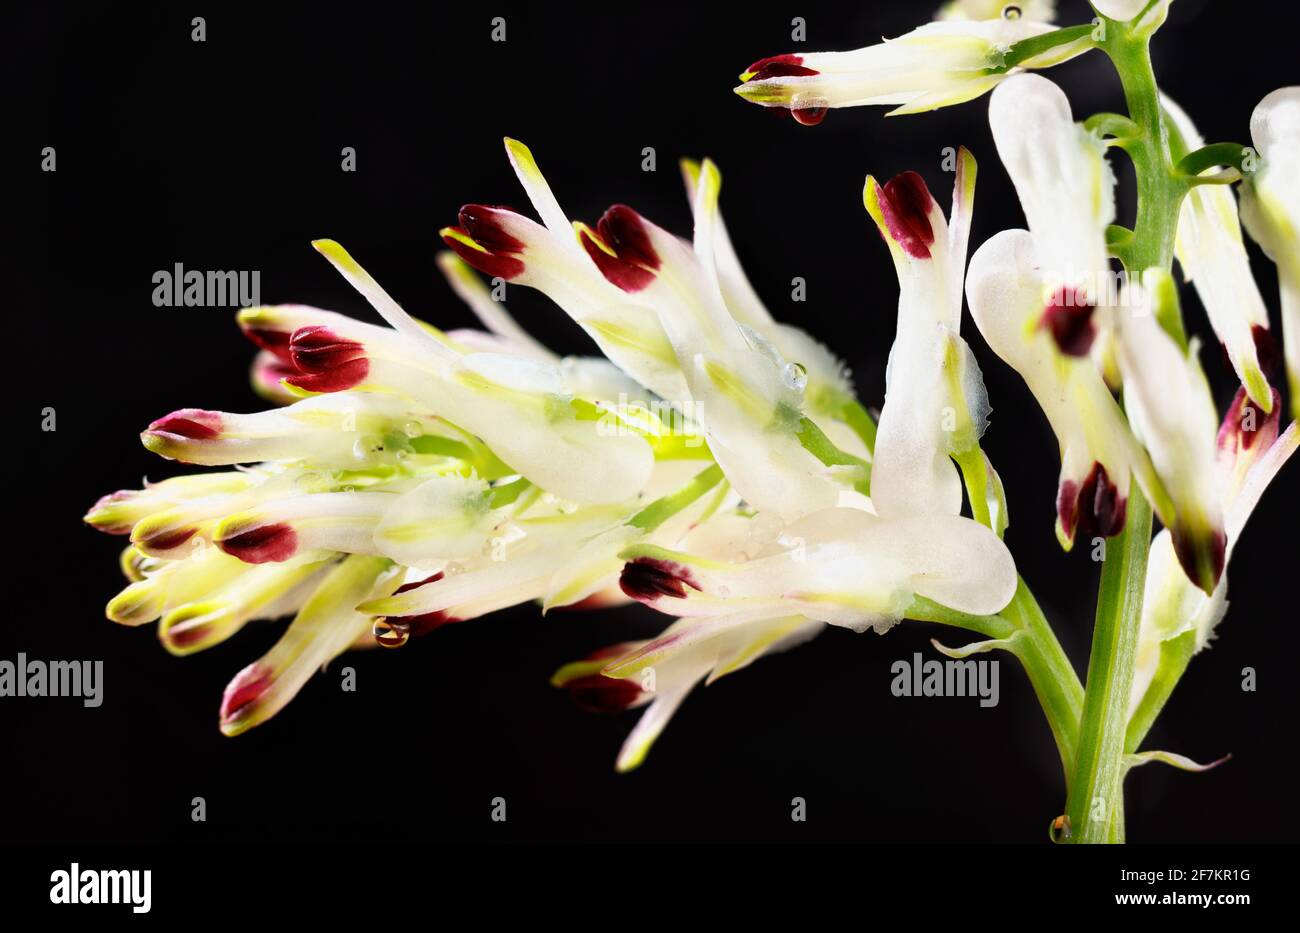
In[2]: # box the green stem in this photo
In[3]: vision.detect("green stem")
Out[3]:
[1056,21,1187,845]
[1065,485,1153,844]
[1003,581,1084,781]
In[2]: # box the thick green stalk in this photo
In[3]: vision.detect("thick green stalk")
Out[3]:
[1061,19,1188,845]
[1065,486,1153,844]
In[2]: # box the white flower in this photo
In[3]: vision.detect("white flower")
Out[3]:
[989,74,1115,320]
[1240,87,1300,419]
[1113,271,1225,593]
[1163,94,1276,413]
[862,149,992,519]
[1130,394,1297,714]
[734,16,1082,122]
[966,229,1175,548]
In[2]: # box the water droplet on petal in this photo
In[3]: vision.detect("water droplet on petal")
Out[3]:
[790,94,829,127]
[1002,4,1022,19]
[1048,814,1071,844]
[373,618,410,648]
[403,421,423,438]
[782,361,808,391]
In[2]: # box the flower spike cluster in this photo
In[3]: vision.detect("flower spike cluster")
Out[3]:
[85,0,1298,824]
[88,137,1019,764]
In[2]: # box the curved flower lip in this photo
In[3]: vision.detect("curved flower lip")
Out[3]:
[576,205,661,293]
[216,521,299,564]
[286,326,370,392]
[619,555,699,602]
[146,408,222,441]
[85,491,143,535]
[1057,462,1126,541]
[738,54,819,83]
[440,205,528,281]
[866,171,937,260]
[551,642,652,714]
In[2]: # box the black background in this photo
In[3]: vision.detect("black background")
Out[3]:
[16,0,1299,845]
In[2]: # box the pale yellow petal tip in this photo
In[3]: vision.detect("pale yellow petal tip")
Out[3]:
[679,158,701,189]
[503,137,540,174]
[441,226,489,254]
[1242,364,1275,414]
[615,743,650,774]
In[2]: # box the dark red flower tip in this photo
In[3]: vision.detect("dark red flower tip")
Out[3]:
[1041,286,1097,357]
[220,662,273,724]
[1058,462,1127,542]
[580,205,660,293]
[744,54,819,82]
[284,357,370,393]
[218,522,298,564]
[563,674,646,714]
[1172,525,1227,596]
[1217,385,1282,456]
[619,557,698,603]
[165,623,207,650]
[874,173,936,260]
[242,326,294,362]
[441,227,526,281]
[138,526,196,552]
[745,53,805,74]
[289,326,366,374]
[1252,324,1281,382]
[147,409,223,440]
[458,205,527,255]
[388,574,457,636]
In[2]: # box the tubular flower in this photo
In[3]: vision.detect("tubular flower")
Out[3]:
[734,9,1088,123]
[554,154,1017,771]
[1129,394,1297,714]
[863,149,993,520]
[989,74,1116,329]
[966,229,1175,548]
[1240,87,1300,419]
[86,141,883,737]
[1163,94,1276,413]
[1113,271,1225,593]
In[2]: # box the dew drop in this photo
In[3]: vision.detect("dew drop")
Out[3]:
[403,421,423,438]
[1002,4,1022,19]
[790,93,829,127]
[782,361,809,391]
[1048,813,1071,844]
[373,618,410,648]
